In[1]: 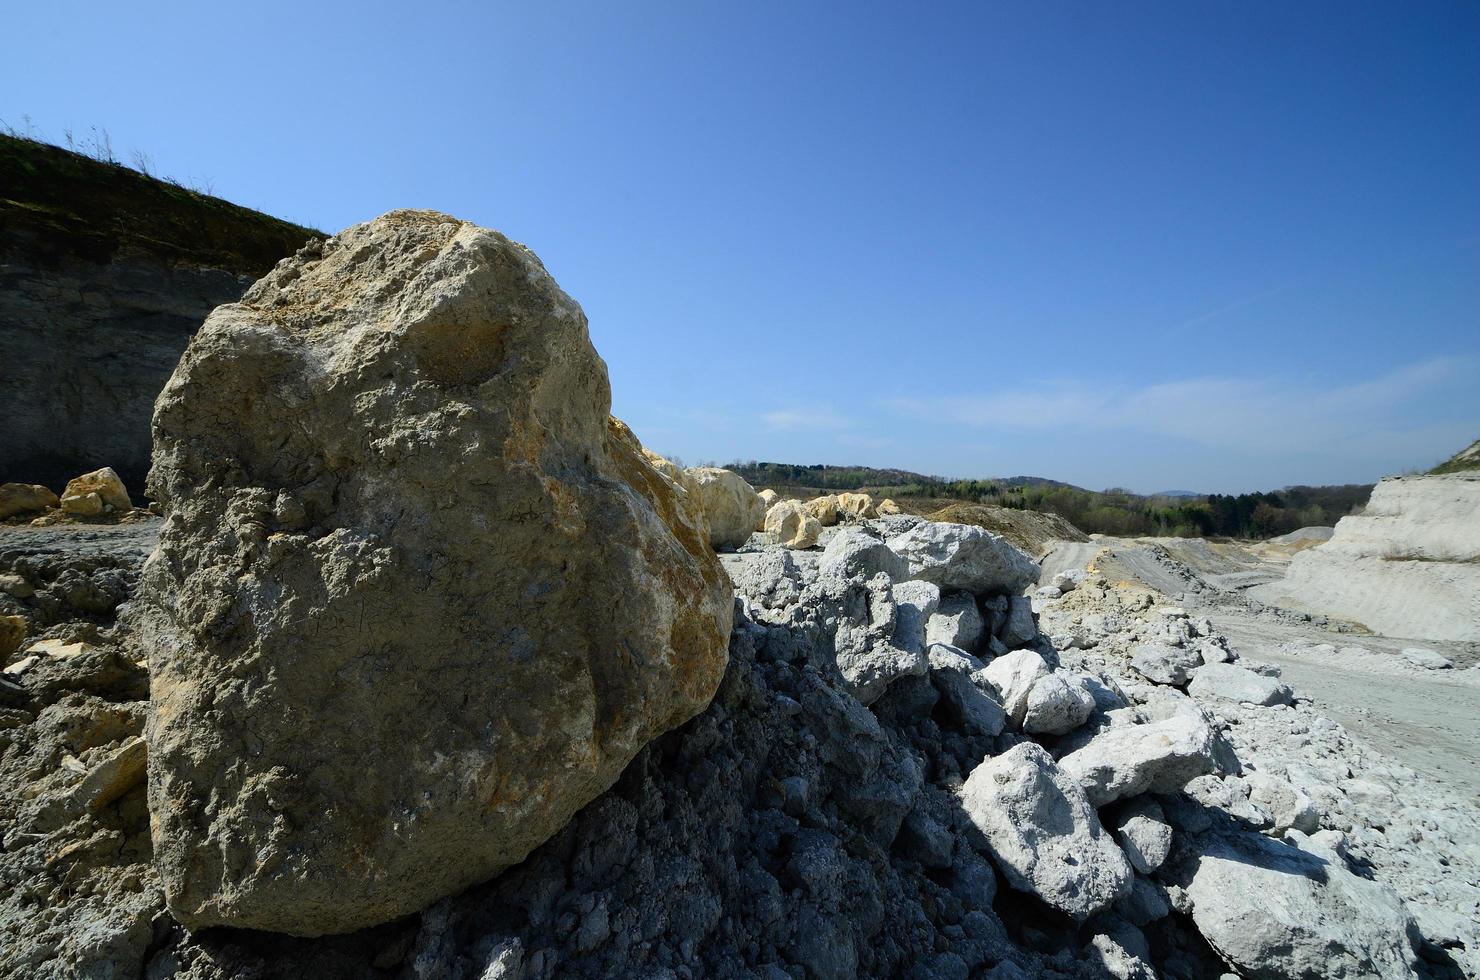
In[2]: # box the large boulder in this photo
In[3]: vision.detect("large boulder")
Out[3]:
[978,649,1051,727]
[640,448,705,533]
[805,494,841,527]
[134,211,734,936]
[60,466,132,513]
[1176,830,1420,979]
[1059,711,1218,806]
[1187,662,1292,706]
[1022,673,1096,736]
[764,499,822,549]
[687,467,765,550]
[0,482,58,519]
[961,742,1132,920]
[837,491,877,521]
[888,522,1038,595]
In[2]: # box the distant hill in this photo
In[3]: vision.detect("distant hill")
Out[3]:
[1430,438,1480,475]
[722,461,1085,494]
[1153,490,1204,498]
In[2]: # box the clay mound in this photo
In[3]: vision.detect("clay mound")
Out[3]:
[927,502,1088,556]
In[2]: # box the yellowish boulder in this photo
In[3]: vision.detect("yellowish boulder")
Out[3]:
[757,488,780,528]
[687,467,766,550]
[838,492,877,521]
[878,498,903,516]
[61,467,132,514]
[61,491,105,516]
[805,494,842,527]
[765,499,822,549]
[0,615,27,664]
[0,483,58,519]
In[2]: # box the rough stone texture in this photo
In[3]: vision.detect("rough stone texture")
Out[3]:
[640,449,705,533]
[828,574,924,704]
[688,467,766,550]
[1173,829,1421,979]
[960,743,1132,920]
[819,528,908,582]
[887,522,1039,595]
[1261,473,1480,641]
[133,211,734,936]
[60,466,132,514]
[837,492,877,521]
[926,591,985,652]
[997,595,1038,649]
[927,644,1005,737]
[0,136,318,492]
[1059,711,1218,807]
[1107,797,1171,873]
[1188,662,1293,706]
[764,499,821,549]
[804,494,841,527]
[1130,641,1200,686]
[0,483,59,519]
[978,650,1051,727]
[1021,673,1096,736]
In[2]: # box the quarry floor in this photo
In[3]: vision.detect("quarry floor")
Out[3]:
[1042,534,1480,801]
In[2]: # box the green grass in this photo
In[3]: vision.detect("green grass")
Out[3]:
[1428,439,1480,475]
[0,133,322,276]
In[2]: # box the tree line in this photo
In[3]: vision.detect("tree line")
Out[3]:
[725,461,1371,540]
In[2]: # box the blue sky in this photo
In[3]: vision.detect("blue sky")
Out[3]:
[5,2,1477,492]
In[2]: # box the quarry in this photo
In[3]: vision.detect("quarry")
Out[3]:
[1,192,1477,980]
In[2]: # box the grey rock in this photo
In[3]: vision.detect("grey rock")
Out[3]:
[830,574,926,704]
[1059,711,1219,807]
[1130,641,1201,686]
[1244,772,1319,835]
[1399,646,1452,670]
[1176,830,1420,979]
[887,522,1039,595]
[926,591,985,652]
[961,742,1132,920]
[978,649,1051,727]
[928,644,1006,736]
[1107,797,1172,874]
[820,528,908,583]
[135,211,734,936]
[997,594,1038,649]
[1021,673,1096,736]
[1188,662,1293,706]
[893,579,942,654]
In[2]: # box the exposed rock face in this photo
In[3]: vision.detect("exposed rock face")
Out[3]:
[134,211,733,936]
[1260,474,1480,641]
[961,742,1132,920]
[687,467,766,550]
[0,134,318,491]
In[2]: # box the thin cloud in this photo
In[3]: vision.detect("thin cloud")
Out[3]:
[762,405,852,432]
[886,356,1477,458]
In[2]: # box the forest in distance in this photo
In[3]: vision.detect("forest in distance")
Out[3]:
[720,461,1374,540]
